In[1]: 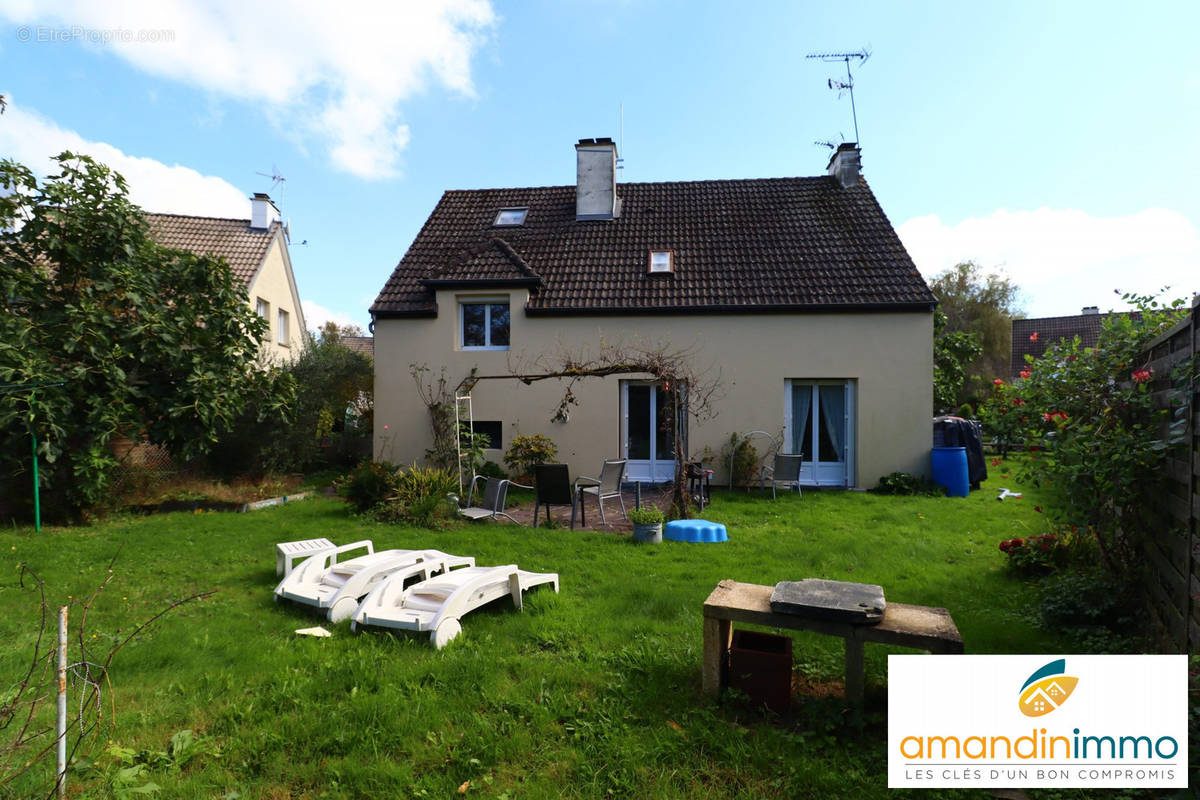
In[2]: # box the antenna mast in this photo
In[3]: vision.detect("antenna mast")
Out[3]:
[806,48,871,143]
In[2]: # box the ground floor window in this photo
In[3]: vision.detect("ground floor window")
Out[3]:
[783,379,856,487]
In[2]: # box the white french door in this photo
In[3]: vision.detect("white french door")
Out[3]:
[783,380,855,487]
[621,381,678,482]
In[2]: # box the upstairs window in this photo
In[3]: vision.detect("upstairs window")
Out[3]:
[493,207,528,226]
[648,250,674,274]
[277,308,289,346]
[460,300,510,350]
[256,297,270,319]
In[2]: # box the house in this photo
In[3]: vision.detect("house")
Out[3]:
[340,335,375,360]
[145,193,306,362]
[1010,307,1131,376]
[370,139,937,488]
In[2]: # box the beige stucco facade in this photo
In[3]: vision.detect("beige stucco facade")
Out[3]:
[246,233,306,363]
[374,287,933,489]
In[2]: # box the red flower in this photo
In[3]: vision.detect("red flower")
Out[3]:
[1020,369,1031,379]
[993,378,1005,386]
[1132,368,1153,383]
[1029,332,1039,342]
[1028,445,1039,451]
[1043,412,1052,421]
[990,457,1001,467]
[1012,538,1025,547]
[1034,506,1042,513]
[1012,397,1025,406]
[1067,355,1077,362]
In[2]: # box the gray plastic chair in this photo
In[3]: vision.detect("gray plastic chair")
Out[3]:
[761,454,803,499]
[459,475,526,523]
[574,459,627,525]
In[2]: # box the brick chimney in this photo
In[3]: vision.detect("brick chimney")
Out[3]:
[250,193,280,230]
[826,143,862,189]
[575,137,621,220]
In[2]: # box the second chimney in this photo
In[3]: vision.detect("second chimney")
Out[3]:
[575,137,620,220]
[250,193,280,230]
[827,143,862,189]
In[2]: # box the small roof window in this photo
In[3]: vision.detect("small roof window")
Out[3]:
[648,249,674,274]
[493,207,528,226]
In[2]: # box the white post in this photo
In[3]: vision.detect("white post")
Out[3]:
[56,605,67,799]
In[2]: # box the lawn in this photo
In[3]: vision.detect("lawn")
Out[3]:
[1,471,1062,799]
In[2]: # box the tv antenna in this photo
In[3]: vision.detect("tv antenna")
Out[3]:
[617,103,626,172]
[806,48,870,144]
[813,140,839,151]
[255,164,287,208]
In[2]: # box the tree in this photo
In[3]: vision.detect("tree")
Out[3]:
[933,309,982,414]
[929,261,1023,406]
[202,322,373,476]
[0,153,293,518]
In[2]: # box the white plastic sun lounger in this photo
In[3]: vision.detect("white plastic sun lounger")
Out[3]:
[274,540,475,623]
[351,564,559,648]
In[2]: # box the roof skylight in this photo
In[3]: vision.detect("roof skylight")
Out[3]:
[494,207,528,226]
[648,250,674,274]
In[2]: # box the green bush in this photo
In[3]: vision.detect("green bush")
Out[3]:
[478,460,508,479]
[376,465,458,528]
[1038,569,1140,651]
[998,532,1068,574]
[872,472,942,496]
[337,460,400,513]
[504,434,557,482]
[721,434,760,488]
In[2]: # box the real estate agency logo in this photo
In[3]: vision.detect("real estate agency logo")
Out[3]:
[1018,658,1078,718]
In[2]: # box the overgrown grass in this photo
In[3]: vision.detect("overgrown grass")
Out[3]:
[1,471,1081,798]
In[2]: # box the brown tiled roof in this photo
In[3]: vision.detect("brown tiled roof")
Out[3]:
[371,177,936,317]
[145,213,281,287]
[341,335,374,358]
[1010,312,1133,375]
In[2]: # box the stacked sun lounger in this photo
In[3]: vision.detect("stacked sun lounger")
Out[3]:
[273,539,558,648]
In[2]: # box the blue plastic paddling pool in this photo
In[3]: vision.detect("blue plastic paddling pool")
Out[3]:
[664,519,728,543]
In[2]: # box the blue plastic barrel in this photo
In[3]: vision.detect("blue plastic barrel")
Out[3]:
[931,446,969,497]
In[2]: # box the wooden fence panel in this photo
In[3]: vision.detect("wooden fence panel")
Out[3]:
[1137,298,1198,653]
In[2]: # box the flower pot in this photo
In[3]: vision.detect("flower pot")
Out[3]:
[632,523,662,543]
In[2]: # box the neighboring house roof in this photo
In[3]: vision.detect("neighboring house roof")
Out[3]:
[144,213,283,287]
[341,335,375,359]
[372,177,936,318]
[1011,312,1132,375]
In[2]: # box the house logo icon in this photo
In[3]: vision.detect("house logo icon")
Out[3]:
[1018,658,1079,717]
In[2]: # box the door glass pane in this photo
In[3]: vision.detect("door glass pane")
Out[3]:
[462,303,485,347]
[791,384,813,461]
[627,385,651,459]
[818,384,845,463]
[489,303,510,346]
[655,386,672,461]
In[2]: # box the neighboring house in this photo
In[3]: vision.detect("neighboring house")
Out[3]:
[1010,307,1131,376]
[340,335,375,360]
[145,193,306,362]
[370,139,937,488]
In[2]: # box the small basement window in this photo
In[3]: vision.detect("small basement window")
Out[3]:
[493,207,528,226]
[465,421,502,450]
[648,249,674,273]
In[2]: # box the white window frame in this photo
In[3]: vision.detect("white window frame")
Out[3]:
[493,207,528,226]
[782,379,856,488]
[648,249,674,274]
[277,308,289,346]
[256,297,270,319]
[458,296,511,351]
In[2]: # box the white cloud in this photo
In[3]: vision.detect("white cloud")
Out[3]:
[897,208,1200,318]
[0,0,496,179]
[302,299,362,334]
[0,100,248,216]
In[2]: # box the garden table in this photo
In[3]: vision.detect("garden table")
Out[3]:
[702,580,963,711]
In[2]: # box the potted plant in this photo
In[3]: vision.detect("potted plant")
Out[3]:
[628,506,665,543]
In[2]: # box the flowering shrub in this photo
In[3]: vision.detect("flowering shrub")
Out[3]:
[999,532,1068,574]
[983,292,1188,574]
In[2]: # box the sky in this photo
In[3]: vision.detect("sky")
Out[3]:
[2,1,1197,332]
